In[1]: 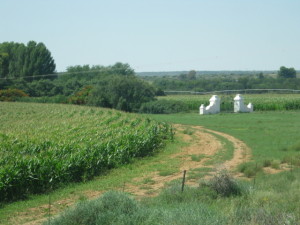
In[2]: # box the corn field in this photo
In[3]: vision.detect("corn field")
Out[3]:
[0,102,173,202]
[158,94,300,111]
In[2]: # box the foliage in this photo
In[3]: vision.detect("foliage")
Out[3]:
[0,41,56,81]
[149,72,300,92]
[140,99,189,114]
[47,170,300,225]
[278,66,296,78]
[48,191,138,225]
[203,170,242,197]
[88,75,156,112]
[0,88,28,101]
[238,162,263,177]
[68,86,93,105]
[0,102,173,202]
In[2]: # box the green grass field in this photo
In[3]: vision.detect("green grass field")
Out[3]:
[150,111,300,161]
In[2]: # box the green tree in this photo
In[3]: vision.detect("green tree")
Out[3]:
[187,70,197,80]
[278,66,296,78]
[0,52,9,78]
[0,41,56,81]
[109,62,135,76]
[88,75,156,112]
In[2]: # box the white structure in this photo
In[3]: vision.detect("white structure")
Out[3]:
[234,94,253,113]
[199,95,221,115]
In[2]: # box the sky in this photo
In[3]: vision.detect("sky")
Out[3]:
[1,0,299,72]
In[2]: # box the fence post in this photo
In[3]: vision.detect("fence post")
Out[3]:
[48,193,51,225]
[181,170,187,192]
[123,182,126,192]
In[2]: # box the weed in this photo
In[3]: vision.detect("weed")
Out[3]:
[263,159,272,167]
[183,128,194,135]
[190,154,205,162]
[204,170,242,197]
[238,162,263,177]
[270,160,280,169]
[142,178,155,185]
[158,168,177,176]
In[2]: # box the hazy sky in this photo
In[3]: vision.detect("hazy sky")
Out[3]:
[1,0,299,72]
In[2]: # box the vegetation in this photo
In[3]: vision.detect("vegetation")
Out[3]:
[0,41,56,81]
[0,88,28,101]
[150,111,300,177]
[46,170,300,225]
[158,93,300,111]
[0,102,173,202]
[139,99,189,114]
[149,70,300,92]
[278,66,297,79]
[0,109,300,224]
[87,75,156,112]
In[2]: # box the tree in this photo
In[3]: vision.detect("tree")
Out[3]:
[187,70,196,80]
[278,66,296,79]
[88,75,156,112]
[0,52,9,78]
[109,62,135,76]
[0,41,56,81]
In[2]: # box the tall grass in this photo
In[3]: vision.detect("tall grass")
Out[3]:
[47,170,300,225]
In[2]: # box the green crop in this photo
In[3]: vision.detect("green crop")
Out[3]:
[158,94,300,111]
[0,102,173,202]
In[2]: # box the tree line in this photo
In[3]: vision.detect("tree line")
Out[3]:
[0,40,299,113]
[150,67,299,92]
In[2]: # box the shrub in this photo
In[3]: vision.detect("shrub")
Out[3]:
[205,170,242,197]
[47,191,138,225]
[68,86,93,105]
[238,162,263,177]
[88,75,156,112]
[281,154,300,166]
[139,100,189,114]
[0,88,28,101]
[263,159,272,167]
[270,160,281,169]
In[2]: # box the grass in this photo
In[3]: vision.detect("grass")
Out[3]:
[149,111,300,165]
[187,167,213,181]
[190,154,206,162]
[202,130,235,165]
[45,169,300,225]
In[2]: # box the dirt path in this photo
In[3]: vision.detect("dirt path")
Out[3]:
[125,124,252,197]
[202,127,252,175]
[6,124,252,225]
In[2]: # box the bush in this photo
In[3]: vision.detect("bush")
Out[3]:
[238,162,263,177]
[68,86,93,105]
[0,88,28,101]
[88,75,156,112]
[205,170,242,197]
[47,191,139,225]
[139,100,189,114]
[18,95,68,104]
